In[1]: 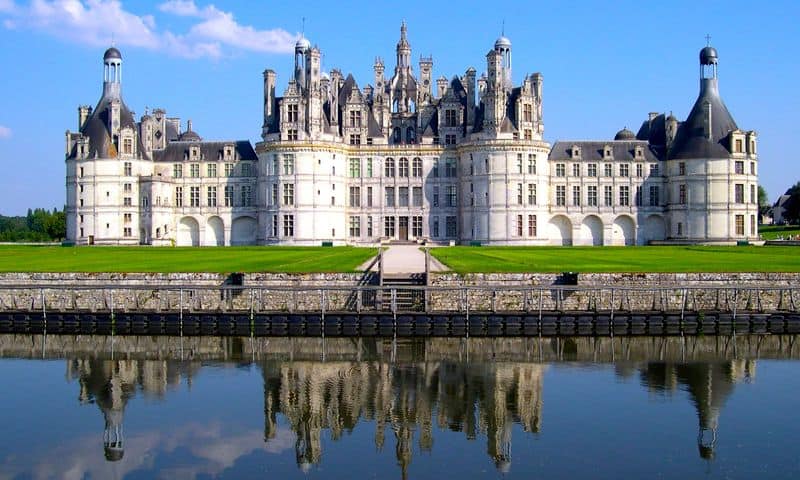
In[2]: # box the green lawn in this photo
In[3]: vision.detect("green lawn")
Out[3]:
[0,246,377,273]
[759,225,800,240]
[430,246,800,274]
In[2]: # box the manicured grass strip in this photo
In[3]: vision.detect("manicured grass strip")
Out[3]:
[0,246,377,273]
[759,225,800,240]
[429,246,800,274]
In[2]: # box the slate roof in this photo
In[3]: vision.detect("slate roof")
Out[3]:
[152,140,257,163]
[668,78,738,160]
[70,95,148,160]
[549,140,660,162]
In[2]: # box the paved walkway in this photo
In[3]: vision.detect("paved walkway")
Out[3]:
[358,245,448,274]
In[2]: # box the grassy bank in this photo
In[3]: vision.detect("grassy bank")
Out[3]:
[429,245,800,274]
[0,246,377,273]
[759,225,800,240]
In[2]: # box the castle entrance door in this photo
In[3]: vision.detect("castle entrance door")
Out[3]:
[399,216,409,241]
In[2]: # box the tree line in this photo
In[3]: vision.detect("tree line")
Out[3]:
[0,208,66,242]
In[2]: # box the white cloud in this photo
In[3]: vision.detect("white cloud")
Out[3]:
[0,125,11,139]
[0,0,295,59]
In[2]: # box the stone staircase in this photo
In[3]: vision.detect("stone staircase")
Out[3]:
[381,273,426,312]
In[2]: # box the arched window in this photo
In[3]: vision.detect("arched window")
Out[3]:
[412,157,422,177]
[399,158,409,177]
[406,127,416,144]
[385,158,395,177]
[392,127,401,144]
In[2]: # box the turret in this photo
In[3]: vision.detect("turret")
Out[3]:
[262,69,276,136]
[294,36,310,91]
[396,21,411,69]
[464,68,476,126]
[78,105,92,130]
[102,46,122,99]
[419,56,433,105]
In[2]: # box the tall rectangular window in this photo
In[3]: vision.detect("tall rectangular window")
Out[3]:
[735,160,744,174]
[412,158,422,177]
[750,184,756,204]
[225,163,234,177]
[349,186,361,207]
[241,185,253,207]
[190,186,200,207]
[385,187,395,207]
[516,214,524,236]
[349,110,362,127]
[207,163,217,177]
[528,154,536,174]
[367,186,373,207]
[270,184,278,205]
[399,187,409,207]
[349,216,361,237]
[445,216,457,237]
[367,216,373,237]
[271,155,278,175]
[445,158,457,177]
[636,164,643,178]
[349,158,361,178]
[528,215,537,237]
[175,187,183,207]
[283,215,294,236]
[517,154,524,174]
[124,162,132,176]
[523,104,533,122]
[556,163,565,177]
[433,186,440,207]
[735,184,744,204]
[587,163,597,177]
[556,185,566,206]
[385,158,395,177]
[432,158,439,178]
[619,186,630,206]
[287,104,298,122]
[446,186,457,207]
[412,216,423,237]
[635,186,642,206]
[619,164,629,177]
[572,163,580,177]
[604,163,612,176]
[366,158,373,177]
[271,215,278,237]
[283,184,294,206]
[587,185,597,206]
[445,109,457,127]
[679,184,687,204]
[432,217,440,237]
[649,186,659,206]
[735,214,744,235]
[173,164,183,178]
[207,186,217,207]
[384,216,395,237]
[679,162,686,175]
[750,215,756,236]
[413,186,423,207]
[283,155,294,175]
[190,163,199,178]
[528,184,536,205]
[572,185,581,206]
[225,186,234,207]
[517,184,523,205]
[650,164,659,176]
[604,186,613,206]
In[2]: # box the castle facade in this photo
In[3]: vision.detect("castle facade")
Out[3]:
[65,24,759,246]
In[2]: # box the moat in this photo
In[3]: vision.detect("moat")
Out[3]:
[1,335,798,479]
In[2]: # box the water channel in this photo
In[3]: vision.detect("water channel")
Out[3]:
[1,334,798,479]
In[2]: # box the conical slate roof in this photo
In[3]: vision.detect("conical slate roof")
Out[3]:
[668,78,738,160]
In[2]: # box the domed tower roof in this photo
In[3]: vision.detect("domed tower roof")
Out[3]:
[103,47,122,61]
[177,120,202,142]
[495,36,512,49]
[295,36,311,51]
[700,46,718,65]
[614,127,636,140]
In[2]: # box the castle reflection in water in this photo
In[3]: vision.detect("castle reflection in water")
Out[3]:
[11,335,781,476]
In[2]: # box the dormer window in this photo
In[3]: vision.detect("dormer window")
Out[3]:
[634,146,644,159]
[190,146,199,159]
[603,146,613,159]
[570,145,581,159]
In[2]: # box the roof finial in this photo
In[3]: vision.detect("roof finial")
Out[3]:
[302,17,305,37]
[111,32,115,47]
[501,19,505,37]
[705,34,712,46]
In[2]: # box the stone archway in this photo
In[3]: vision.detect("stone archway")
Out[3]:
[206,216,224,246]
[580,215,604,246]
[548,215,573,246]
[640,214,666,245]
[612,215,636,246]
[231,216,257,245]
[177,217,199,246]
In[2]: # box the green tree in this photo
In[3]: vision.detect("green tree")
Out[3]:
[784,181,800,224]
[758,185,770,222]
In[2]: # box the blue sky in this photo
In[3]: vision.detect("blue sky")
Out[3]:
[0,0,797,215]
